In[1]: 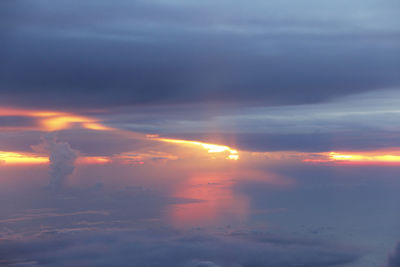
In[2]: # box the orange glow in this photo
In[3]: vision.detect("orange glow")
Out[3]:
[166,168,290,228]
[0,107,65,118]
[0,151,49,165]
[152,137,239,160]
[168,173,249,228]
[40,115,111,131]
[227,154,239,160]
[329,152,366,161]
[0,107,112,132]
[0,151,111,166]
[304,151,400,165]
[76,157,111,165]
[113,151,178,165]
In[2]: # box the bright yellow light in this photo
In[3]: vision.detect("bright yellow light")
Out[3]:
[82,122,111,131]
[154,137,239,160]
[77,157,111,164]
[328,152,400,162]
[0,151,114,166]
[329,152,365,161]
[304,151,400,165]
[0,151,49,165]
[227,154,239,160]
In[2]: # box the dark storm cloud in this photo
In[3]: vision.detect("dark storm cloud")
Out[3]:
[0,0,399,108]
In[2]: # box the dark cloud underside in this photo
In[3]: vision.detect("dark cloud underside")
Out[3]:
[0,0,399,109]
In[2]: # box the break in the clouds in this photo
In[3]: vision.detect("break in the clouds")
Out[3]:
[1,0,400,108]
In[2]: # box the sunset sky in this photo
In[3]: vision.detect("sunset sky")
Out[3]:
[1,1,400,266]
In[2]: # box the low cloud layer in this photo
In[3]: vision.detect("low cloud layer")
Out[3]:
[0,179,362,267]
[0,229,361,267]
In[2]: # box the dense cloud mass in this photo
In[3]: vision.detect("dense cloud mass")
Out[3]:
[387,243,400,267]
[0,180,364,267]
[0,0,399,108]
[98,90,400,152]
[0,229,361,267]
[32,135,78,191]
[1,1,400,267]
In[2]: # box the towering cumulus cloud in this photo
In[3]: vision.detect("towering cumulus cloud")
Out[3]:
[33,134,78,191]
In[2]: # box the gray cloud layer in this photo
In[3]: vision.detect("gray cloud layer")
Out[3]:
[1,0,399,108]
[0,227,361,267]
[102,90,400,152]
[0,179,362,267]
[387,242,400,267]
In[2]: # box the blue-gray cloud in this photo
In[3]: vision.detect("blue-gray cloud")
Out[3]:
[387,242,400,267]
[0,0,399,109]
[100,90,400,152]
[0,229,361,267]
[0,116,37,128]
[0,179,362,267]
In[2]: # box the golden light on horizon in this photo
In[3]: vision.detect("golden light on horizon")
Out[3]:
[329,152,365,161]
[227,154,239,160]
[0,151,112,166]
[0,151,49,165]
[76,157,111,164]
[304,151,400,165]
[329,152,400,163]
[0,106,112,132]
[152,137,240,160]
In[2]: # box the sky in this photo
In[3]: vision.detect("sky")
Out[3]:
[1,0,400,266]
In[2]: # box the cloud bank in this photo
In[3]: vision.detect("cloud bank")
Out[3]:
[0,229,361,267]
[0,0,399,108]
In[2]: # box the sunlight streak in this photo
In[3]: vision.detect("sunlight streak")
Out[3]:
[151,137,240,160]
[0,151,111,166]
[304,151,400,165]
[0,151,49,165]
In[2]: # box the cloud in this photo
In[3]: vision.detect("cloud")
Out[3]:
[0,0,399,109]
[107,89,400,153]
[187,261,222,267]
[0,178,362,267]
[0,116,37,129]
[32,134,78,191]
[387,242,400,267]
[0,228,361,267]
